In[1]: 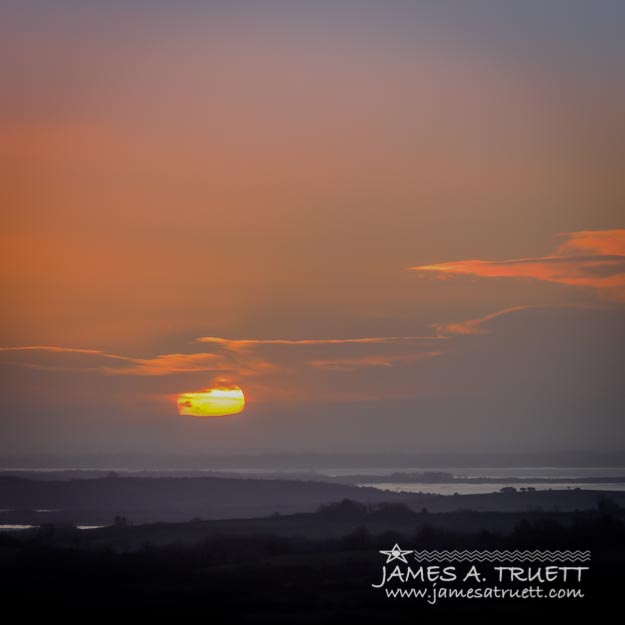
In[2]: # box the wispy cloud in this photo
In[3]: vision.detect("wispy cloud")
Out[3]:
[195,336,438,347]
[432,304,595,337]
[433,306,535,336]
[410,229,625,301]
[309,351,444,372]
[0,334,443,377]
[0,346,229,376]
[0,346,123,357]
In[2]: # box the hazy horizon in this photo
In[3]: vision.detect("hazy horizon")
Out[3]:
[2,450,625,471]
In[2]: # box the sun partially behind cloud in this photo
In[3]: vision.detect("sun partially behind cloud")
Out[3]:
[177,381,245,418]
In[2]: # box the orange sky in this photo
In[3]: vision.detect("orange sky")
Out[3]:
[1,2,624,456]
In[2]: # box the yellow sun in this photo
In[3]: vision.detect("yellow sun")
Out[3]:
[177,384,245,417]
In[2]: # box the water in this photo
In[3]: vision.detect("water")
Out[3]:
[360,482,625,495]
[0,524,104,531]
[2,466,625,498]
[319,467,625,479]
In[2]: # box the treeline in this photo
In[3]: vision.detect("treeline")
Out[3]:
[2,505,624,557]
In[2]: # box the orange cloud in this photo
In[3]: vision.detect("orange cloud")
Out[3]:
[0,335,442,378]
[0,346,120,357]
[108,353,229,376]
[556,229,625,256]
[411,229,625,301]
[195,336,437,347]
[433,306,534,336]
[0,346,229,376]
[309,351,444,372]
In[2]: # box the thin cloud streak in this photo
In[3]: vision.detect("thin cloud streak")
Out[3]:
[433,306,536,336]
[196,336,442,346]
[0,346,128,358]
[309,351,445,372]
[432,304,595,337]
[0,346,229,376]
[0,335,445,378]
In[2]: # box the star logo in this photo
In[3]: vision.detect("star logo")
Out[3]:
[379,543,413,564]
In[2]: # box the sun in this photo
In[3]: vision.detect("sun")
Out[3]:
[177,382,245,417]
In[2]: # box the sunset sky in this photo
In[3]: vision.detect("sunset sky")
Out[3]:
[1,1,624,458]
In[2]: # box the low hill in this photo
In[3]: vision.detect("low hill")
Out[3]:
[1,475,624,525]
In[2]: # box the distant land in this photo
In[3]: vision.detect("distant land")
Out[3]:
[2,468,625,485]
[1,475,625,525]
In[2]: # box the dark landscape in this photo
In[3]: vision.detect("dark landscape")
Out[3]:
[0,475,623,619]
[0,481,622,620]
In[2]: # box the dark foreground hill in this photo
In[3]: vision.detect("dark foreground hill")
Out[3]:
[0,505,624,620]
[0,475,400,524]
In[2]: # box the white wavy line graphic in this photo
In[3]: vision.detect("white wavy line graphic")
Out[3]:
[411,550,591,562]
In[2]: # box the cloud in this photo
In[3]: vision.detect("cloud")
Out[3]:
[309,351,444,372]
[0,346,121,357]
[195,336,437,347]
[0,346,229,376]
[432,303,597,337]
[0,335,443,378]
[108,353,230,376]
[410,229,625,301]
[193,335,446,375]
[556,229,625,256]
[433,306,535,336]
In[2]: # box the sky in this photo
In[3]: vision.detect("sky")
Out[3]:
[1,1,624,458]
